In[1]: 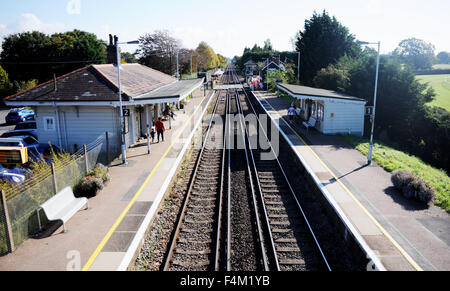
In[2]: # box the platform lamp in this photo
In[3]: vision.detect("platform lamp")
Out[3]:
[356,40,381,166]
[115,36,140,165]
[176,50,189,79]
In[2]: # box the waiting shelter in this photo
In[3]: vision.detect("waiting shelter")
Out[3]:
[277,83,367,136]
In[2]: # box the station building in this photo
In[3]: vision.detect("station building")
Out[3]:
[277,83,367,136]
[4,63,204,155]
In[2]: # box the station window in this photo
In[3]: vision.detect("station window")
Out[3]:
[317,103,324,121]
[43,117,56,131]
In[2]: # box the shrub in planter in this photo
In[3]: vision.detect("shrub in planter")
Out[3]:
[392,170,435,204]
[87,163,111,183]
[403,177,435,204]
[74,175,104,198]
[391,170,414,190]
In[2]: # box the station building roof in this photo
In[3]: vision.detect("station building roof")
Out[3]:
[4,64,202,106]
[278,83,366,103]
[135,78,204,101]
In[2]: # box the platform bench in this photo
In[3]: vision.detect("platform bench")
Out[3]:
[303,117,317,132]
[37,187,89,233]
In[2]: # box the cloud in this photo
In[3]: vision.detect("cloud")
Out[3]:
[0,13,65,39]
[66,0,81,15]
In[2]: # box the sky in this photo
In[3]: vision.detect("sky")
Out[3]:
[0,0,449,58]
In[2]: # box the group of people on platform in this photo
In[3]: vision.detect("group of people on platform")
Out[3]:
[149,105,177,144]
[247,76,264,91]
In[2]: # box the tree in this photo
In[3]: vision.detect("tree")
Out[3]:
[266,70,287,91]
[436,51,450,64]
[196,42,219,71]
[294,10,360,85]
[121,52,138,63]
[313,62,350,91]
[0,30,106,83]
[264,39,273,51]
[0,65,13,100]
[393,38,436,70]
[136,30,182,75]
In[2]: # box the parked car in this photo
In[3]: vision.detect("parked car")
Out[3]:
[0,136,60,162]
[1,121,38,139]
[5,108,35,124]
[0,164,26,184]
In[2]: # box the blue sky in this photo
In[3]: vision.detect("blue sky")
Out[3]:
[0,0,449,58]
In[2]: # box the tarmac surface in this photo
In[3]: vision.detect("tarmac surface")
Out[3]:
[0,109,15,136]
[253,90,450,271]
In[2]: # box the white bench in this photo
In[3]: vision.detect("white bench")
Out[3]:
[303,117,317,132]
[37,187,89,233]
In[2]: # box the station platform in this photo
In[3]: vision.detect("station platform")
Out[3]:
[0,89,215,271]
[253,90,450,271]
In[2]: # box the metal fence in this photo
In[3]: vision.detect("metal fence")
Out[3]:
[0,132,119,255]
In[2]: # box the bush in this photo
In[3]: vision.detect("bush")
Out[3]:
[74,164,110,198]
[87,163,110,183]
[391,170,414,190]
[74,176,104,198]
[392,170,435,204]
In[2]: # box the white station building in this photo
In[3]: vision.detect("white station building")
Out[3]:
[277,83,367,136]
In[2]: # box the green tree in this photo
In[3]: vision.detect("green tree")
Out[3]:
[263,39,273,51]
[266,70,287,91]
[196,42,219,71]
[312,61,350,91]
[121,52,138,63]
[436,51,449,64]
[0,65,13,102]
[393,38,436,71]
[294,10,360,85]
[0,30,106,83]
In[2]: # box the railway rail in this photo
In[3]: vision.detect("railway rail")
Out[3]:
[162,65,333,271]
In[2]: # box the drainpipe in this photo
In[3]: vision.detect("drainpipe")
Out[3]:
[54,103,63,149]
[145,105,151,154]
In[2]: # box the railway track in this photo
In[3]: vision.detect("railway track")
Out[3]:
[162,65,332,271]
[163,89,228,271]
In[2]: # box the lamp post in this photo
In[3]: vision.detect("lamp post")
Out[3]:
[176,50,189,79]
[357,40,381,165]
[115,37,139,165]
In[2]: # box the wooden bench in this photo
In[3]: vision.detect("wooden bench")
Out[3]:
[37,187,89,233]
[303,117,317,132]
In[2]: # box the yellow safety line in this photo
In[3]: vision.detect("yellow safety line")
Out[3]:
[82,93,210,271]
[258,92,423,271]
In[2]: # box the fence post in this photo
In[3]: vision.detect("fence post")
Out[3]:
[105,132,110,165]
[84,144,88,172]
[51,162,58,194]
[0,190,15,253]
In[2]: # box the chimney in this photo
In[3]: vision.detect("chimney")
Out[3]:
[106,34,120,65]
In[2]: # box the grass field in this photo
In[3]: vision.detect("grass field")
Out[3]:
[340,135,450,212]
[416,74,450,111]
[433,64,450,70]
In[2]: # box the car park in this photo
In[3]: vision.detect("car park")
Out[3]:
[1,121,38,139]
[0,136,60,162]
[5,108,35,124]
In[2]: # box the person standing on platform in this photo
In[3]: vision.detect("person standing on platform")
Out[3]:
[155,118,165,143]
[288,105,296,121]
[150,126,156,143]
